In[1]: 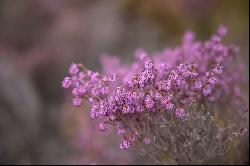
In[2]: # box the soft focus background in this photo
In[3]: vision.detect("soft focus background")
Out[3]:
[0,0,248,164]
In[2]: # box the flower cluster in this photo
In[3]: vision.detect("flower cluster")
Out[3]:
[62,26,248,164]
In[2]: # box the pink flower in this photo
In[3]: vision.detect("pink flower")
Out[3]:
[98,122,108,132]
[73,97,82,107]
[120,140,131,150]
[69,63,79,75]
[175,108,186,118]
[143,137,151,145]
[62,77,72,88]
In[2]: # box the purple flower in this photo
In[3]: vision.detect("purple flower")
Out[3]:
[143,137,151,145]
[144,95,155,109]
[208,77,218,85]
[194,80,203,90]
[90,110,98,120]
[175,108,185,118]
[78,86,87,96]
[162,98,174,111]
[165,102,175,111]
[203,85,212,96]
[103,73,117,82]
[212,64,223,75]
[91,88,101,97]
[69,63,79,75]
[218,25,227,36]
[109,115,117,121]
[120,140,131,150]
[62,77,72,88]
[157,80,172,92]
[118,128,126,136]
[98,122,107,132]
[73,97,82,107]
[72,88,80,97]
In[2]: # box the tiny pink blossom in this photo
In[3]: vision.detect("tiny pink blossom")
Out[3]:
[69,63,79,75]
[62,77,72,88]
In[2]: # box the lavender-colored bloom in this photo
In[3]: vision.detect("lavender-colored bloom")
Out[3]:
[71,75,80,87]
[177,63,189,77]
[98,122,107,132]
[143,137,151,145]
[73,97,82,107]
[218,25,227,36]
[78,86,87,96]
[88,97,94,104]
[136,105,144,113]
[157,80,171,92]
[62,77,72,88]
[90,110,98,120]
[120,140,131,150]
[109,115,116,121]
[91,88,101,97]
[162,98,174,111]
[212,64,223,74]
[154,92,163,101]
[100,86,109,96]
[208,77,218,85]
[103,73,117,82]
[175,108,185,118]
[175,76,187,89]
[78,71,87,81]
[145,95,154,109]
[203,85,212,96]
[169,70,179,81]
[126,76,139,88]
[118,128,126,136]
[89,72,100,83]
[72,88,80,97]
[165,102,175,111]
[122,106,131,114]
[194,80,203,90]
[69,63,79,75]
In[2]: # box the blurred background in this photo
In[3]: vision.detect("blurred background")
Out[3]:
[0,0,248,164]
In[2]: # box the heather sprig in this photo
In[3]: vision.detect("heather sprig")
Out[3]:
[62,26,248,164]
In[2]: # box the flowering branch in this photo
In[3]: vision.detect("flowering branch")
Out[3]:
[62,26,248,164]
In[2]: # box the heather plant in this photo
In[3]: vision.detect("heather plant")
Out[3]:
[62,26,248,164]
